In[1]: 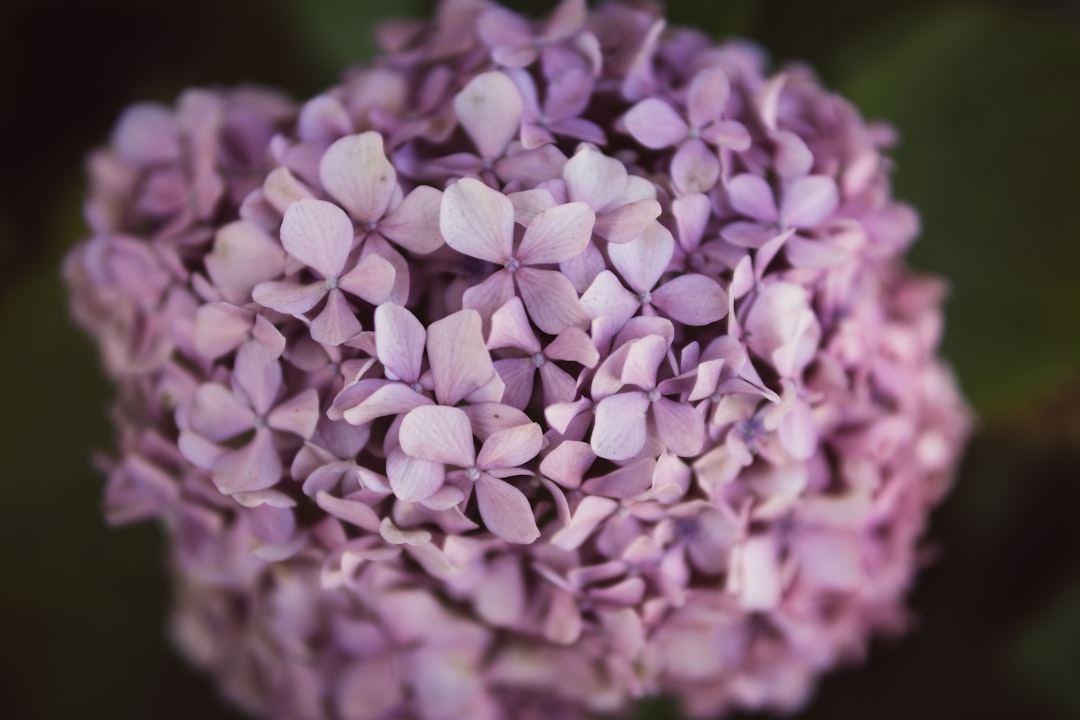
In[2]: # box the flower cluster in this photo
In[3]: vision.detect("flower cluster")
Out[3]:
[65,1,971,718]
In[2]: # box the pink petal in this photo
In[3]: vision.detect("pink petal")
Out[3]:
[687,67,731,129]
[252,280,326,315]
[727,174,778,223]
[454,72,523,160]
[671,139,720,194]
[315,491,383,533]
[780,175,839,229]
[399,405,475,467]
[736,535,781,610]
[701,119,751,152]
[515,202,595,265]
[591,391,650,461]
[539,440,595,489]
[462,270,516,322]
[386,449,445,502]
[475,473,540,544]
[744,281,821,377]
[563,144,627,210]
[581,457,656,498]
[652,398,706,457]
[440,178,513,263]
[608,222,674,294]
[112,103,180,163]
[620,334,668,390]
[772,130,813,179]
[550,495,618,551]
[378,186,445,254]
[544,326,599,367]
[363,234,410,305]
[474,555,526,627]
[319,132,397,222]
[280,198,354,278]
[250,314,286,358]
[212,428,281,494]
[267,388,320,439]
[232,342,282,416]
[672,194,711,252]
[477,7,533,51]
[340,380,432,426]
[462,403,532,441]
[580,270,638,328]
[494,358,536,410]
[193,302,251,359]
[477,422,543,471]
[720,221,778,249]
[205,221,286,295]
[427,309,496,406]
[542,0,586,42]
[623,98,687,149]
[594,199,662,244]
[189,384,255,441]
[337,253,396,305]
[651,274,729,326]
[374,303,426,382]
[539,362,577,404]
[262,166,315,216]
[515,267,588,335]
[310,289,363,346]
[487,296,541,354]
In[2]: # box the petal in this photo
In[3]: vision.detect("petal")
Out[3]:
[608,222,674,294]
[563,145,627,210]
[591,391,650,461]
[193,302,252,360]
[475,474,540,544]
[310,289,363,346]
[494,358,536,410]
[212,428,282,494]
[580,270,639,328]
[653,398,706,457]
[462,403,533,441]
[378,185,445,254]
[620,334,668,390]
[515,201,595,265]
[232,342,282,416]
[189,384,255,441]
[374,303,426,382]
[780,175,839,229]
[515,267,588,335]
[462,270,516,322]
[280,198,354,278]
[427,309,496,406]
[205,221,285,295]
[487,296,542,354]
[399,405,475,467]
[267,388,320,439]
[252,280,326,315]
[701,119,751,152]
[671,139,720,194]
[337,253,396,305]
[736,535,781,610]
[720,221,778,249]
[544,326,599,367]
[623,98,687,149]
[651,274,729,326]
[477,422,543,471]
[341,381,432,426]
[744,281,821,377]
[727,174,778,223]
[112,103,180,163]
[319,132,397,222]
[594,199,663,244]
[771,130,813,179]
[316,491,383,533]
[687,67,731,128]
[386,449,445,502]
[474,555,526,627]
[539,440,595,489]
[581,457,656,498]
[539,362,577,404]
[262,166,314,216]
[440,178,513,263]
[454,71,523,160]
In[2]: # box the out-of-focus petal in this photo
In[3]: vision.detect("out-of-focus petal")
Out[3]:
[726,174,778,224]
[780,175,839,229]
[623,98,687,149]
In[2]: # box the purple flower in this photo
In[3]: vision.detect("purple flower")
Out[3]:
[66,2,973,719]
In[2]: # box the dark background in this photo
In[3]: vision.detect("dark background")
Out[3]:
[1,1,1078,718]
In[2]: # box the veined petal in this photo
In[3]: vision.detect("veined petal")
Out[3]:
[462,270,516,322]
[212,428,281,494]
[280,198,355,278]
[624,98,687,149]
[454,71,523,160]
[594,199,662,244]
[494,358,536,410]
[337,253,395,305]
[310,289,363,345]
[488,296,542,354]
[591,391,650,461]
[477,422,543,471]
[580,270,639,328]
[608,222,674,294]
[319,132,397,223]
[440,177,514,263]
[651,274,728,326]
[653,397,706,457]
[267,388,320,439]
[544,326,599,367]
[341,381,432,426]
[190,383,255,441]
[251,280,326,315]
[374,303,426,382]
[386,449,445,502]
[539,440,595,489]
[475,474,540,544]
[399,405,475,467]
[427,309,496,406]
[516,202,595,265]
[515,267,588,335]
[620,334,668,390]
[378,185,444,254]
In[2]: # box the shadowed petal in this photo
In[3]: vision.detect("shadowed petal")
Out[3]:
[671,139,720,194]
[591,391,650,460]
[427,309,496,406]
[624,98,687,149]
[280,198,354,278]
[494,358,536,410]
[341,381,432,426]
[620,334,668,389]
[462,270,516,322]
[375,303,426,382]
[400,405,475,467]
[474,555,526,627]
[652,274,728,326]
[319,132,397,222]
[551,496,618,550]
[454,72,523,160]
[440,178,514,263]
[233,342,282,416]
[212,427,281,494]
[581,457,656,498]
[475,473,540,544]
[516,202,595,265]
[205,221,285,295]
[594,199,662,244]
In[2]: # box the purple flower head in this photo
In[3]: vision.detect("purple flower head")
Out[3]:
[66,2,972,719]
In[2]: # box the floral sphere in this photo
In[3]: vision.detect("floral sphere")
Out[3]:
[65,1,972,718]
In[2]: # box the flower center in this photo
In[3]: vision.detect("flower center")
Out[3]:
[253,415,267,429]
[505,257,521,272]
[324,277,339,290]
[365,220,378,232]
[466,467,481,481]
[638,290,652,304]
[687,126,701,140]
[647,389,661,403]
[531,352,546,368]
[410,382,424,393]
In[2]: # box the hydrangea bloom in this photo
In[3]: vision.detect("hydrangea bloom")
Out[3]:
[66,1,972,718]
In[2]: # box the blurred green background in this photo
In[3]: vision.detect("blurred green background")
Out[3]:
[0,0,1078,718]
